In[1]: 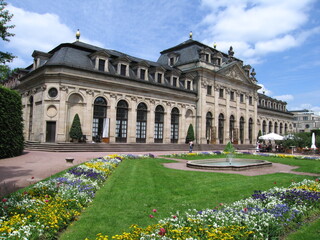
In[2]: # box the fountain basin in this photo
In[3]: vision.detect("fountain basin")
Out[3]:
[186,158,272,171]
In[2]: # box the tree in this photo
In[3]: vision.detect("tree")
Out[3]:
[69,114,83,141]
[0,65,19,84]
[185,124,195,143]
[0,86,24,158]
[0,0,15,64]
[257,130,262,141]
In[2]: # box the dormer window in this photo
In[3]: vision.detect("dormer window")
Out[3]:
[172,77,177,86]
[187,80,192,90]
[205,53,210,62]
[157,73,163,83]
[120,64,127,76]
[32,50,52,70]
[167,52,179,66]
[89,50,110,72]
[140,69,146,80]
[98,59,106,71]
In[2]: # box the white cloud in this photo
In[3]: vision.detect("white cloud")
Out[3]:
[200,0,319,64]
[257,84,272,95]
[273,94,294,102]
[6,5,104,67]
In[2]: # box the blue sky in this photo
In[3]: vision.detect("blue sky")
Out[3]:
[2,0,320,112]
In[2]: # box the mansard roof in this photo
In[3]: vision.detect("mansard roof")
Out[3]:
[158,39,241,67]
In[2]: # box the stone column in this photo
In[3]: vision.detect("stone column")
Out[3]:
[147,99,155,143]
[127,97,137,143]
[108,93,117,143]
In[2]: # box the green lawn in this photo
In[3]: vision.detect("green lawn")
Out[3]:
[59,156,318,240]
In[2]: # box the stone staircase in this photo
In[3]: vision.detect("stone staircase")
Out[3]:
[24,141,254,152]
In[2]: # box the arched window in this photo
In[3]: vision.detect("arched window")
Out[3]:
[28,96,34,140]
[136,103,147,143]
[154,105,164,143]
[269,121,273,133]
[171,107,180,143]
[248,118,253,144]
[229,115,235,142]
[206,112,213,143]
[285,123,288,134]
[274,122,278,133]
[240,117,244,144]
[92,97,107,141]
[116,100,128,143]
[262,120,267,135]
[218,113,224,144]
[280,123,283,135]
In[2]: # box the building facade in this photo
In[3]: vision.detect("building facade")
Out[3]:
[290,110,320,132]
[7,36,294,144]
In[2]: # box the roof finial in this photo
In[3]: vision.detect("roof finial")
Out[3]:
[76,29,80,41]
[213,42,217,49]
[189,31,193,39]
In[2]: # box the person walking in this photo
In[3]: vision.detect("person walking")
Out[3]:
[189,141,194,153]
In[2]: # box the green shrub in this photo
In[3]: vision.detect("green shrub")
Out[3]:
[185,124,195,143]
[0,86,24,158]
[69,113,83,141]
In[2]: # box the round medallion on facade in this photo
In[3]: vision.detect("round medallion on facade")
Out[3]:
[47,105,57,117]
[48,87,58,98]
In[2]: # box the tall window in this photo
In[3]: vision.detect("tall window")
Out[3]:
[154,105,164,143]
[92,97,107,141]
[263,120,267,135]
[229,115,235,142]
[28,96,34,140]
[206,112,213,143]
[218,113,224,144]
[280,123,283,135]
[207,85,212,95]
[248,118,253,144]
[98,59,105,71]
[269,121,273,133]
[171,107,179,143]
[285,123,288,134]
[116,100,128,142]
[230,91,235,101]
[157,73,162,83]
[120,64,127,76]
[240,94,244,103]
[140,69,146,80]
[274,122,278,133]
[240,117,244,144]
[136,103,147,143]
[172,77,177,86]
[219,88,224,98]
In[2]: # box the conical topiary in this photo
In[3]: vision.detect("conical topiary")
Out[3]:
[186,124,195,143]
[224,141,235,153]
[69,113,83,141]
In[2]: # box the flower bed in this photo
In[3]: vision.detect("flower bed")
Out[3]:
[0,155,127,239]
[91,179,320,239]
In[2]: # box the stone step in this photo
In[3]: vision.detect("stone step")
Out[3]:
[24,141,254,152]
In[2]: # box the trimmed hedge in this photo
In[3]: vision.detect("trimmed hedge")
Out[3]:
[0,86,24,158]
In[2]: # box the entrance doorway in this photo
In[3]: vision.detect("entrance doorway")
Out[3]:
[46,121,56,142]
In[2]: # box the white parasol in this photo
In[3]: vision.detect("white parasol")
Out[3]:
[259,132,284,141]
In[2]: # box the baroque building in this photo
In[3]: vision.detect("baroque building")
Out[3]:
[290,109,320,132]
[8,34,293,145]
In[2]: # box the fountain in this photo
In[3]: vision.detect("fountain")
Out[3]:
[186,142,272,171]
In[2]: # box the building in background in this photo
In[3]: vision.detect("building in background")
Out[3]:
[5,33,294,144]
[290,109,320,132]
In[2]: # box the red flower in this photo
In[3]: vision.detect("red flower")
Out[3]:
[316,178,319,182]
[152,209,157,213]
[2,198,7,203]
[158,228,166,236]
[31,176,34,179]
[219,203,223,206]
[149,214,154,218]
[172,215,177,219]
[274,181,277,184]
[45,199,49,203]
[243,208,248,213]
